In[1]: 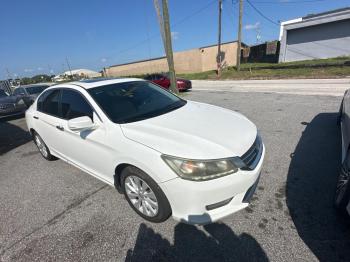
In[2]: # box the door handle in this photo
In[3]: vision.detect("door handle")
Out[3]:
[33,116,39,120]
[56,125,64,131]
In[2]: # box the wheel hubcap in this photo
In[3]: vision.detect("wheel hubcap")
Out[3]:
[336,166,349,203]
[125,176,158,217]
[35,135,48,157]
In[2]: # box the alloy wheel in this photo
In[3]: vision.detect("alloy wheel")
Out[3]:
[34,134,48,158]
[124,175,159,217]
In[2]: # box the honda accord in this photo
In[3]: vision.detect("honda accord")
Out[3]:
[25,78,265,224]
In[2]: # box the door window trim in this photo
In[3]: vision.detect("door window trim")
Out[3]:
[37,87,103,122]
[37,88,61,118]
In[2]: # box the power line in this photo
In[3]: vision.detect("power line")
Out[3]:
[252,0,327,4]
[173,0,217,26]
[113,0,217,59]
[246,0,280,26]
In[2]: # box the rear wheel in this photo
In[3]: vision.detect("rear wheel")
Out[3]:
[33,131,57,161]
[121,166,171,223]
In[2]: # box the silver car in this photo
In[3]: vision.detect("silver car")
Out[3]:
[0,89,27,118]
[13,84,51,107]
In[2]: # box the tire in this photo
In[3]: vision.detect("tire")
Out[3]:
[33,131,57,161]
[121,166,171,223]
[337,98,344,126]
[335,159,350,215]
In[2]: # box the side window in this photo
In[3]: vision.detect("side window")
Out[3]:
[13,88,24,95]
[41,90,61,117]
[154,74,161,80]
[61,89,93,120]
[37,90,52,111]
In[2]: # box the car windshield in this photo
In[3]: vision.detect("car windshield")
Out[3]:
[0,89,9,97]
[88,81,186,123]
[26,85,48,94]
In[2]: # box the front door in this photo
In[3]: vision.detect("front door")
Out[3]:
[55,89,114,183]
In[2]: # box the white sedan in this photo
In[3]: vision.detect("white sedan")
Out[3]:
[25,78,265,224]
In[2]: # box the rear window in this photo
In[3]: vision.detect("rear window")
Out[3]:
[26,85,48,95]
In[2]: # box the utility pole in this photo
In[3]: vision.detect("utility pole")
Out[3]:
[236,0,243,71]
[65,57,73,79]
[217,0,222,77]
[153,0,166,51]
[5,68,12,80]
[154,0,178,94]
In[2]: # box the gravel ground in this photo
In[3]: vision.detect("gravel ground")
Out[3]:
[1,90,350,262]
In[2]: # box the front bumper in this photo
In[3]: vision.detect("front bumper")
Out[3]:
[0,107,26,119]
[160,145,265,224]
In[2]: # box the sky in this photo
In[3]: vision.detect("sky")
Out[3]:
[0,0,349,79]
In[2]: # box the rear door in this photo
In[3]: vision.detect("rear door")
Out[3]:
[158,75,170,89]
[152,74,165,87]
[35,89,64,156]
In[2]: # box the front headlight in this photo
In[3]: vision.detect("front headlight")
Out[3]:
[162,155,245,181]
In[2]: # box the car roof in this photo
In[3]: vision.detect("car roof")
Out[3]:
[53,78,145,89]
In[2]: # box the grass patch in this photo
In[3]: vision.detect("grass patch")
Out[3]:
[178,56,350,80]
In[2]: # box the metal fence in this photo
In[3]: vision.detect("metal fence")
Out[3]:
[0,80,13,95]
[242,41,280,63]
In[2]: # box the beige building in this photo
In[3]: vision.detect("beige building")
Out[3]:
[104,41,241,77]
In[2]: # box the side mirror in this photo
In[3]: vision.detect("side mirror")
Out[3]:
[68,116,94,132]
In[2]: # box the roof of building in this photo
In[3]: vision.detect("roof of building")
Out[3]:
[281,6,350,30]
[106,40,244,69]
[303,7,350,20]
[63,69,100,76]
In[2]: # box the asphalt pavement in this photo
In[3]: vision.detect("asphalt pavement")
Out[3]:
[1,83,350,261]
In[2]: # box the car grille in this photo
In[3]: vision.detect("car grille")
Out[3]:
[240,135,263,170]
[0,103,15,110]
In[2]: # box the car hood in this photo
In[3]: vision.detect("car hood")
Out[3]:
[0,96,17,103]
[121,101,257,159]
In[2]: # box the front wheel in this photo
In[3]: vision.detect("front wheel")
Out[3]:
[121,166,171,223]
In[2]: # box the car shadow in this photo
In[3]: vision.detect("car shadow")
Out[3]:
[125,222,268,262]
[0,117,31,155]
[286,113,350,261]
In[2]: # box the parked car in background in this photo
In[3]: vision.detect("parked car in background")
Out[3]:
[13,83,52,107]
[144,73,192,91]
[0,89,27,118]
[336,90,350,216]
[26,78,264,224]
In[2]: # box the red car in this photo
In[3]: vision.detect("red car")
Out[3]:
[145,73,192,91]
